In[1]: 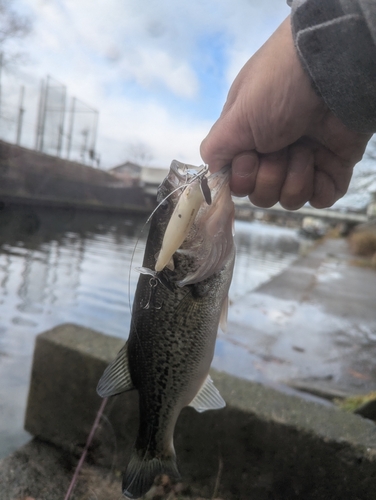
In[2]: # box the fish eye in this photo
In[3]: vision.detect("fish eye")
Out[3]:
[159,199,170,211]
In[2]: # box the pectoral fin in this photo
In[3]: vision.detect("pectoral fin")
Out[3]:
[188,375,226,413]
[97,343,134,398]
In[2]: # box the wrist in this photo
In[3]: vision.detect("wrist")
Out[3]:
[290,0,376,133]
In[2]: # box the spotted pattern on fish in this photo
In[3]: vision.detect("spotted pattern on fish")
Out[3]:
[97,161,235,499]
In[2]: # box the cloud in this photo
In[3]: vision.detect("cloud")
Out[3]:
[118,48,198,99]
[8,0,290,168]
[97,96,210,168]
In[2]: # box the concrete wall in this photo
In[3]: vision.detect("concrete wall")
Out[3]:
[23,324,376,500]
[0,141,154,212]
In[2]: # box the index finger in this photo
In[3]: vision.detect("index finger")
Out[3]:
[200,107,256,172]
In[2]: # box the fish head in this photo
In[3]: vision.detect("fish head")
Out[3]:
[176,162,235,285]
[142,160,205,270]
[150,159,234,285]
[156,159,203,208]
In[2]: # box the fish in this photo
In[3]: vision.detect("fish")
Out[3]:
[97,159,235,499]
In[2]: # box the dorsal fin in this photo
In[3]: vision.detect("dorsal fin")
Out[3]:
[188,375,226,413]
[97,343,134,397]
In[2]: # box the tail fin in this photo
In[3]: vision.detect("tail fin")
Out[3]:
[122,451,180,499]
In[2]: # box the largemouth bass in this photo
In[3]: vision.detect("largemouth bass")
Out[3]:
[97,160,235,499]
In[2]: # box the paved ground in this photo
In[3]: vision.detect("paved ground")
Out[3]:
[215,237,376,399]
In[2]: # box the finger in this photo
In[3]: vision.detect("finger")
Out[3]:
[279,143,314,210]
[200,106,256,173]
[230,152,259,197]
[310,170,337,209]
[249,149,288,208]
[310,147,354,208]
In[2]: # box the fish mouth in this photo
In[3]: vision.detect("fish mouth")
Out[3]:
[164,160,230,193]
[155,161,232,274]
[176,164,234,285]
[205,165,231,195]
[164,161,207,195]
[170,160,206,182]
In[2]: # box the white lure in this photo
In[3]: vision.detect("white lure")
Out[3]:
[155,177,205,272]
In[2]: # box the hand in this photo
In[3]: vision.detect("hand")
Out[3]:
[200,17,371,209]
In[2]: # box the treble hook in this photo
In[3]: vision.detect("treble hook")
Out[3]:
[141,277,163,310]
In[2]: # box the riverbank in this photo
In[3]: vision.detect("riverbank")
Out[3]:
[0,140,154,213]
[220,235,376,399]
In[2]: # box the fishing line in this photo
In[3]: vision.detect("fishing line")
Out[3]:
[127,183,187,315]
[98,409,119,473]
[63,397,108,500]
[126,178,202,314]
[126,165,209,319]
[126,177,205,357]
[64,171,207,500]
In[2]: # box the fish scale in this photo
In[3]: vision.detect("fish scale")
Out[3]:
[97,160,235,499]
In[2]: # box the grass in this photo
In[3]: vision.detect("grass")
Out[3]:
[349,230,376,256]
[348,230,376,269]
[335,392,376,413]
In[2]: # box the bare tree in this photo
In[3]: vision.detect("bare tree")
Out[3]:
[125,140,154,166]
[0,0,31,67]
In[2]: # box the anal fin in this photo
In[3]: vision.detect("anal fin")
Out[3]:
[188,375,226,413]
[97,343,134,398]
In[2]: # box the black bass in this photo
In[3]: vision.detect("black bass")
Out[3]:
[97,160,235,499]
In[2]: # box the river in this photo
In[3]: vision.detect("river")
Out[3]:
[0,204,304,458]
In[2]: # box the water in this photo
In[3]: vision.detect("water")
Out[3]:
[0,205,302,458]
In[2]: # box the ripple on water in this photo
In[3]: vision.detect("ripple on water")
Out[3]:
[0,205,303,456]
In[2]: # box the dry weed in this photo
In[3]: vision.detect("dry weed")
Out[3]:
[349,231,376,256]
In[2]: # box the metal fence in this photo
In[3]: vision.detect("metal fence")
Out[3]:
[0,69,100,166]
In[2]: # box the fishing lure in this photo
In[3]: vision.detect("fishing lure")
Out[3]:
[155,166,211,272]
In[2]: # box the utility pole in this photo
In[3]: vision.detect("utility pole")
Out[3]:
[80,128,89,162]
[16,85,25,145]
[90,110,99,167]
[0,52,3,122]
[39,75,51,153]
[66,96,76,160]
[56,84,66,157]
[35,78,46,151]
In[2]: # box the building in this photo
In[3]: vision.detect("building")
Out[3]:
[109,161,169,196]
[108,162,141,186]
[140,166,169,196]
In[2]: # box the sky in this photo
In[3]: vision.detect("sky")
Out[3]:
[1,0,290,169]
[1,0,374,211]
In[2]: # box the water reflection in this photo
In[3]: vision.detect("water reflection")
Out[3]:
[0,205,149,346]
[231,220,300,298]
[0,204,301,458]
[0,208,300,354]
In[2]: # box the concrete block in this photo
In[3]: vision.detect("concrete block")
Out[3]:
[25,323,138,464]
[24,324,376,499]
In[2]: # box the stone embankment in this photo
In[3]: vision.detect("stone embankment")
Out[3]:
[0,140,153,212]
[1,322,376,499]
